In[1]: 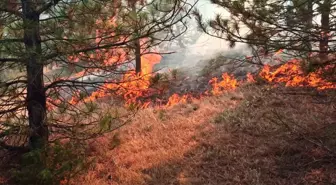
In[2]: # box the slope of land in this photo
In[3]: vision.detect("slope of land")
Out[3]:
[73,84,336,185]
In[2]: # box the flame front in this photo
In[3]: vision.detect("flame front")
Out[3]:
[48,42,335,110]
[259,60,335,90]
[208,73,238,95]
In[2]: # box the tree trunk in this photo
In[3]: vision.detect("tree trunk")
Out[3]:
[22,0,48,150]
[301,0,313,71]
[135,39,141,74]
[132,5,142,74]
[319,0,331,61]
[304,0,313,52]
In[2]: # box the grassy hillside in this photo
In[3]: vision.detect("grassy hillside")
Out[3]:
[1,56,335,185]
[71,84,336,185]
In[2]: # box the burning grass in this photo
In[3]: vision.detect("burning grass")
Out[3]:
[75,59,335,109]
[70,84,336,185]
[47,45,336,111]
[259,59,336,90]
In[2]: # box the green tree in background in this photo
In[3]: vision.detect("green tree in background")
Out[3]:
[194,0,335,68]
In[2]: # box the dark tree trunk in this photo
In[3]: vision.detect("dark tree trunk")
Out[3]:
[135,39,141,74]
[304,0,313,52]
[301,0,313,71]
[131,5,142,74]
[21,0,48,150]
[286,4,294,27]
[294,0,313,57]
[319,0,331,61]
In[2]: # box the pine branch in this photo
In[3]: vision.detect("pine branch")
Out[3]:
[36,0,62,14]
[0,141,28,152]
[0,7,23,18]
[0,58,21,63]
[0,38,24,44]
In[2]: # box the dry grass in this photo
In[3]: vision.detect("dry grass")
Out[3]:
[73,91,242,185]
[1,84,335,185]
[71,84,336,185]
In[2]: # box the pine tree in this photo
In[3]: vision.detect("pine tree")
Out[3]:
[0,0,196,151]
[194,0,336,68]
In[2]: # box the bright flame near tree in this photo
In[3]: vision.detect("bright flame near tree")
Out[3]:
[141,54,162,77]
[208,73,238,95]
[83,52,162,106]
[259,59,335,90]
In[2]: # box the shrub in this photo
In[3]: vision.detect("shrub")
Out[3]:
[11,141,91,185]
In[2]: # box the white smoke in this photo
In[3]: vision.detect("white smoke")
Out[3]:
[155,0,251,73]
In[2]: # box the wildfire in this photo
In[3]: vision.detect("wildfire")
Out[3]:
[246,72,256,83]
[141,53,161,77]
[73,18,163,107]
[208,73,238,95]
[58,58,334,110]
[259,60,335,90]
[166,94,191,107]
[48,28,336,111]
[83,53,162,107]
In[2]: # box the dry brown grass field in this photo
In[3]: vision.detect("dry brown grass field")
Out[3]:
[68,84,336,185]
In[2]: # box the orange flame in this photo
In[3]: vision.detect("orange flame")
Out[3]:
[55,21,336,111]
[84,53,161,107]
[259,60,335,90]
[165,93,191,107]
[246,72,256,83]
[208,73,238,95]
[49,56,335,110]
[141,53,161,76]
